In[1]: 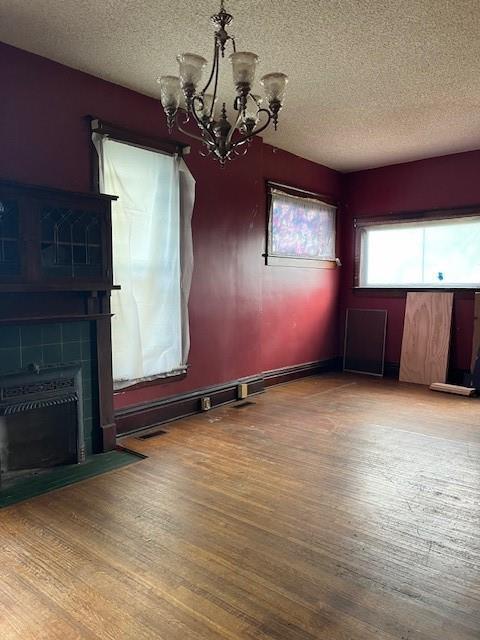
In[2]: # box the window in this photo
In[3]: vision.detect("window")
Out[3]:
[266,186,337,268]
[357,214,480,288]
[93,134,195,387]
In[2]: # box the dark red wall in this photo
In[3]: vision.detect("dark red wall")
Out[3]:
[261,146,340,372]
[340,151,480,371]
[1,42,342,409]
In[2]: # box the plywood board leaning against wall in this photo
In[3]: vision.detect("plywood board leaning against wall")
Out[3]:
[399,292,454,385]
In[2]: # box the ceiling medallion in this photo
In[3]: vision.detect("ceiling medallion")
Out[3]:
[158,0,288,165]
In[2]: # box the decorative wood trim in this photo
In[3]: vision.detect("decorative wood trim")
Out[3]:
[115,360,342,438]
[101,423,117,451]
[115,376,265,436]
[353,205,480,229]
[89,117,190,158]
[114,370,188,393]
[266,255,337,269]
[263,358,341,387]
[0,178,117,203]
[352,287,478,298]
[0,313,112,326]
[0,283,120,293]
[266,180,338,206]
[383,362,400,379]
[96,294,116,451]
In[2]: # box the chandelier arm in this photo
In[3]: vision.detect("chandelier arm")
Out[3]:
[201,40,219,95]
[190,96,217,146]
[232,109,273,148]
[226,108,244,146]
[234,143,250,157]
[208,44,221,119]
[176,122,213,145]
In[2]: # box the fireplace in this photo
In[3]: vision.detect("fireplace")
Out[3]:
[0,365,86,487]
[0,179,117,457]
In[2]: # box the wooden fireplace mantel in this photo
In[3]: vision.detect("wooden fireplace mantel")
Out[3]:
[0,179,118,452]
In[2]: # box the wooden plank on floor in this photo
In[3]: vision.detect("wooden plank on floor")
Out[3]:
[430,382,475,396]
[470,292,480,373]
[399,292,453,385]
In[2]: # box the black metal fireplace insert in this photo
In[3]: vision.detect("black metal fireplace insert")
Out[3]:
[0,365,85,487]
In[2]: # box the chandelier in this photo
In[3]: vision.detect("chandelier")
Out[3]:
[158,0,288,164]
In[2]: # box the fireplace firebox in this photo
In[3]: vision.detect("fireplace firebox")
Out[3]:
[0,365,85,487]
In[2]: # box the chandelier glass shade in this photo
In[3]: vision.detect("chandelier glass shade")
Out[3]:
[158,1,288,164]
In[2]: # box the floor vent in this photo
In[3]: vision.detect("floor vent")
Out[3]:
[233,401,256,409]
[137,428,168,440]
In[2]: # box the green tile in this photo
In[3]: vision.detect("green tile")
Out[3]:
[82,376,93,401]
[80,322,91,341]
[42,323,62,345]
[83,398,93,420]
[21,345,43,368]
[83,417,93,438]
[0,325,20,349]
[20,324,43,347]
[81,362,93,381]
[62,322,83,343]
[0,347,21,374]
[0,450,141,507]
[43,343,62,365]
[84,436,93,456]
[80,339,93,362]
[62,340,81,362]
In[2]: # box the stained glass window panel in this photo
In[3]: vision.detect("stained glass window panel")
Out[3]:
[269,190,336,260]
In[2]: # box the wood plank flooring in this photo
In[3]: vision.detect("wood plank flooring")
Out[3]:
[1,373,479,639]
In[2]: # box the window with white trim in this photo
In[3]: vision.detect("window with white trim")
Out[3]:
[358,215,480,288]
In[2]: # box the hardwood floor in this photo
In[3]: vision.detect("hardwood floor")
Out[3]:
[1,373,479,639]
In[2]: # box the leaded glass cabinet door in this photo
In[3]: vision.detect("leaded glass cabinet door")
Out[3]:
[40,204,105,281]
[0,181,114,291]
[0,197,21,278]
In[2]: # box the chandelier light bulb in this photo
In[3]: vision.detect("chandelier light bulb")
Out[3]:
[260,73,289,103]
[229,52,259,92]
[157,75,181,109]
[176,53,207,89]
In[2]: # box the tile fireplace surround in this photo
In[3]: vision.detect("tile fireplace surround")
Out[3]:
[0,321,100,456]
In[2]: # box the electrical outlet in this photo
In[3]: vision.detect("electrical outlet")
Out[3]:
[200,396,211,411]
[237,383,248,400]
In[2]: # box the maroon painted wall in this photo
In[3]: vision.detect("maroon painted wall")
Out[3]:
[1,42,342,409]
[261,146,340,372]
[340,151,480,371]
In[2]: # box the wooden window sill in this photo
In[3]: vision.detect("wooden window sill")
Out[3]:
[114,369,188,394]
[265,256,337,269]
[352,287,478,299]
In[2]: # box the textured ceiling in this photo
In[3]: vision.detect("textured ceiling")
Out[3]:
[1,0,480,171]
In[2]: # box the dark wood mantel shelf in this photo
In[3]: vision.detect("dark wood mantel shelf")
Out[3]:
[0,284,121,293]
[0,313,113,326]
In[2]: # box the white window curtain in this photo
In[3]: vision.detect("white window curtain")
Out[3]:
[92,135,195,386]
